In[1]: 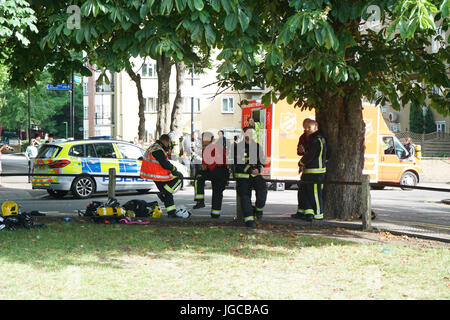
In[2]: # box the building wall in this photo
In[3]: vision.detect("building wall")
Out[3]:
[382,103,449,134]
[112,56,267,143]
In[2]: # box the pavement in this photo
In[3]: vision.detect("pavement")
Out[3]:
[1,171,449,244]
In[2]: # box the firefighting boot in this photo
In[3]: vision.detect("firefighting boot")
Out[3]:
[193,200,205,209]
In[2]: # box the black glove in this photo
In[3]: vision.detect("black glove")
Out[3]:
[172,170,183,178]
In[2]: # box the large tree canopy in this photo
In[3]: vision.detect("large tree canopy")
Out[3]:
[5,0,449,219]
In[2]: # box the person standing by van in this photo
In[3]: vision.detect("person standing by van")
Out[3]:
[403,137,415,159]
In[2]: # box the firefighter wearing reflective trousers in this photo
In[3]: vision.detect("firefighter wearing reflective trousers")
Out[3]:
[291,119,328,222]
[192,132,228,218]
[140,134,185,218]
[233,129,267,228]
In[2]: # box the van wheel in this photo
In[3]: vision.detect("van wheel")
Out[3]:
[71,176,96,199]
[400,171,417,190]
[47,190,69,198]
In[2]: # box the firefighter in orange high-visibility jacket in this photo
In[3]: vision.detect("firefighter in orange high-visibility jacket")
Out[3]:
[291,120,329,222]
[140,134,186,218]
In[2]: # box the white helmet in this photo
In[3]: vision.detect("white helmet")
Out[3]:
[175,205,191,219]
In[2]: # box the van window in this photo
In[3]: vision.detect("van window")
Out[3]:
[94,143,117,158]
[393,136,408,159]
[116,143,144,160]
[382,137,395,155]
[382,136,408,159]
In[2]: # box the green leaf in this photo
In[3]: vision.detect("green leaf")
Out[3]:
[237,8,250,31]
[220,0,232,15]
[160,0,174,14]
[193,0,204,11]
[204,24,216,45]
[84,25,91,43]
[224,13,238,32]
[301,15,310,35]
[140,4,148,18]
[174,0,187,12]
[210,0,220,12]
[441,0,449,17]
[75,27,84,44]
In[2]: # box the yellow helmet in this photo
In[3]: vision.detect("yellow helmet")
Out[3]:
[152,206,162,218]
[1,201,20,217]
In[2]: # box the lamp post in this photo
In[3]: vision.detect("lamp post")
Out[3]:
[190,63,194,142]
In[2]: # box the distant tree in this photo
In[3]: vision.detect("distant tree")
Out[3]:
[424,106,436,134]
[409,103,424,134]
[0,68,82,139]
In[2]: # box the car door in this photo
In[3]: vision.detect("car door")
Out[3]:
[92,142,120,190]
[115,142,153,190]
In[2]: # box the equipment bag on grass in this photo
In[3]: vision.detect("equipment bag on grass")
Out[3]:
[122,199,160,218]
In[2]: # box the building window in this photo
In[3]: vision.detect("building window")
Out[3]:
[436,121,446,133]
[144,97,158,113]
[183,97,201,113]
[142,62,157,78]
[389,123,401,133]
[222,97,234,113]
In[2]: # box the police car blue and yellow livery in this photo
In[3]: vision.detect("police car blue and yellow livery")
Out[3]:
[32,139,156,199]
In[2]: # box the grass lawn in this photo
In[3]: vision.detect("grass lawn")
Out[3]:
[0,220,448,300]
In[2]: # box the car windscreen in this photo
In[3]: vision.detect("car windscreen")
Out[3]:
[36,145,62,159]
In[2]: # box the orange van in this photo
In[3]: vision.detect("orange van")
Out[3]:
[241,99,424,190]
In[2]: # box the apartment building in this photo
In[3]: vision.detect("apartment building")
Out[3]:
[83,56,268,143]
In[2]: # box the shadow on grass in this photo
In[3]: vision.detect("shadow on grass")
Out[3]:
[0,221,356,271]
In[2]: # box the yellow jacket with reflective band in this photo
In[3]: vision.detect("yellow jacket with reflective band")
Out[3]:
[140,143,174,181]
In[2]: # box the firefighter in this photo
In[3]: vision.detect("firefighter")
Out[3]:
[291,120,328,222]
[233,129,267,228]
[140,134,185,218]
[294,118,313,218]
[192,132,228,218]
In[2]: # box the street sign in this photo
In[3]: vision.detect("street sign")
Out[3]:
[46,84,72,91]
[73,75,82,83]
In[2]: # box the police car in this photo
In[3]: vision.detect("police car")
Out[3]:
[32,138,187,199]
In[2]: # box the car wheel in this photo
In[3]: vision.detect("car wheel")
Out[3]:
[71,175,96,199]
[400,171,417,190]
[47,190,69,198]
[136,189,150,194]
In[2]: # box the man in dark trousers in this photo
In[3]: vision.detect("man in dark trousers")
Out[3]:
[140,134,187,218]
[233,129,267,228]
[291,119,328,221]
[293,118,313,218]
[192,132,229,218]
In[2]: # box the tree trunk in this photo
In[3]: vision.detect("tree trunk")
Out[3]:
[170,61,186,145]
[316,91,366,220]
[126,66,146,141]
[155,54,172,138]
